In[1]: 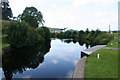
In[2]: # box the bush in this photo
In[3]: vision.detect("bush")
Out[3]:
[100,39,110,44]
[37,26,51,42]
[95,33,113,45]
[2,35,8,43]
[2,20,10,34]
[7,21,43,48]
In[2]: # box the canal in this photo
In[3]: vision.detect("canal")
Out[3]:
[1,38,90,79]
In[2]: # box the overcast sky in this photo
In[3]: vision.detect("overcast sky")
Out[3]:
[9,0,119,31]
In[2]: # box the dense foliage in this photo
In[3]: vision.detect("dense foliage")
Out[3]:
[37,27,51,41]
[6,21,50,48]
[18,7,44,27]
[94,33,113,45]
[51,29,113,45]
[1,20,10,34]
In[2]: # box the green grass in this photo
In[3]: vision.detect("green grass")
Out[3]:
[2,43,10,47]
[107,39,120,48]
[85,33,119,78]
[113,33,120,38]
[0,35,10,55]
[85,49,118,78]
[106,33,120,48]
[1,35,10,47]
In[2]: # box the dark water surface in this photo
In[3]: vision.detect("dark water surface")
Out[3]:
[1,39,89,79]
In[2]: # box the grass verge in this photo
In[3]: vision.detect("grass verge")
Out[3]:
[1,35,9,47]
[107,39,120,48]
[0,35,10,55]
[85,49,118,78]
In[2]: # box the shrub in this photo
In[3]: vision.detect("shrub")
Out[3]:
[100,38,110,44]
[37,26,51,42]
[7,21,43,48]
[95,33,113,45]
[1,20,10,34]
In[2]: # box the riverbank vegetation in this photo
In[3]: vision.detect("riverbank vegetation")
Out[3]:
[2,35,10,47]
[107,33,120,48]
[51,29,114,46]
[107,39,120,48]
[2,6,51,49]
[2,21,50,48]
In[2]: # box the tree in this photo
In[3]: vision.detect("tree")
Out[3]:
[6,21,42,48]
[85,28,89,34]
[1,0,13,20]
[37,26,51,42]
[72,31,77,39]
[18,7,44,27]
[84,28,90,40]
[78,30,84,40]
[87,30,95,40]
[92,29,101,39]
[63,30,72,38]
[95,33,113,45]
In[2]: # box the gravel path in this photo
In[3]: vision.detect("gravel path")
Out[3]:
[103,47,120,50]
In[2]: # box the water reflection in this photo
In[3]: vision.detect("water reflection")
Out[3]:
[63,39,73,43]
[78,40,84,46]
[2,38,97,79]
[63,39,96,48]
[2,42,51,80]
[72,39,77,44]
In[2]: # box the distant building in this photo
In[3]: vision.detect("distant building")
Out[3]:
[50,27,67,33]
[50,29,62,33]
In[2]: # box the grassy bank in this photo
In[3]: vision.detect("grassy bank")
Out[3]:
[85,49,118,78]
[0,35,10,55]
[107,33,120,48]
[1,35,10,48]
[85,34,119,78]
[107,39,120,48]
[85,33,119,78]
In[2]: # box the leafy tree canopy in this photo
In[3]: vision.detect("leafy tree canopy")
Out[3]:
[18,7,44,27]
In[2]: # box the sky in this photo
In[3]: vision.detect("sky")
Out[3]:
[8,0,119,31]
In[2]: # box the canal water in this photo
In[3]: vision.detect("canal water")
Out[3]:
[1,38,90,79]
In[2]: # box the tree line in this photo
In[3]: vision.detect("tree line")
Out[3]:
[51,28,114,45]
